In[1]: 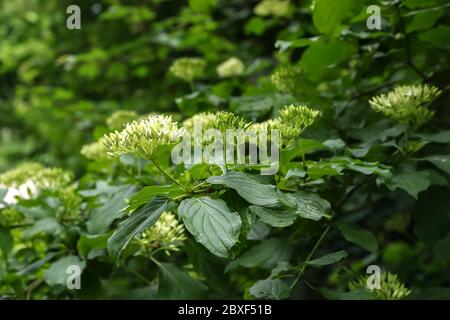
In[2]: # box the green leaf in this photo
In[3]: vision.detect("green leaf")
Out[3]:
[299,39,357,81]
[302,250,347,267]
[0,226,13,256]
[87,185,137,234]
[313,0,360,36]
[424,155,450,174]
[387,169,431,199]
[419,25,450,49]
[207,171,280,207]
[22,218,62,239]
[406,8,444,33]
[77,233,111,258]
[319,287,375,300]
[128,184,184,212]
[287,191,331,221]
[44,256,86,286]
[189,0,217,14]
[249,279,291,300]
[337,222,378,252]
[107,197,168,263]
[226,238,292,272]
[158,262,207,299]
[283,139,326,162]
[417,131,450,143]
[249,205,297,227]
[414,188,450,245]
[433,233,450,261]
[178,196,241,258]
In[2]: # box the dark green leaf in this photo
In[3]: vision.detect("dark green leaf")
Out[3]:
[158,262,207,299]
[337,222,378,252]
[302,250,347,267]
[226,238,292,271]
[107,197,168,263]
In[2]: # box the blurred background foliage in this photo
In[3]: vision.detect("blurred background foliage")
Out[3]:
[0,0,450,299]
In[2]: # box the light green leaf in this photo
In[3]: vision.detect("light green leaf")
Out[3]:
[249,279,291,300]
[207,171,280,207]
[77,232,111,258]
[406,8,444,33]
[419,25,450,48]
[226,238,292,272]
[283,139,326,162]
[299,39,357,81]
[44,256,86,286]
[287,191,331,221]
[337,222,378,252]
[178,196,241,258]
[108,197,168,263]
[249,205,297,227]
[302,250,347,267]
[313,0,360,35]
[158,262,208,299]
[22,218,62,239]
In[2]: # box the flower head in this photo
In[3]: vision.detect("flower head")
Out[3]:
[183,111,251,133]
[254,0,292,18]
[141,212,186,254]
[102,114,186,159]
[217,57,245,78]
[271,66,301,93]
[369,84,441,128]
[0,163,72,191]
[106,110,139,130]
[276,105,320,146]
[0,163,73,205]
[81,141,110,160]
[349,271,411,300]
[169,57,206,82]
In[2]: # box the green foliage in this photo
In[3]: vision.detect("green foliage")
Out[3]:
[1,0,450,300]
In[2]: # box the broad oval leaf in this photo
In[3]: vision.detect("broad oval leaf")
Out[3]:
[108,197,168,263]
[178,196,241,258]
[337,222,378,253]
[249,205,297,227]
[44,255,86,286]
[249,279,291,300]
[207,171,280,207]
[287,191,331,221]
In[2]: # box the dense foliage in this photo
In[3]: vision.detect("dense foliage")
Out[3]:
[1,0,450,300]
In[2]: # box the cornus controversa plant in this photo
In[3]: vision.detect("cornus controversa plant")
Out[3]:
[1,0,449,300]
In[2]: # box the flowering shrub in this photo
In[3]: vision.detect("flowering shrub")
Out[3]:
[0,0,449,300]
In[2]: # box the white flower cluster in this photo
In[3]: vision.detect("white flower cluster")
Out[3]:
[102,114,186,159]
[217,57,245,78]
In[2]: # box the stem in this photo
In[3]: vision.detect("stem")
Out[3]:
[290,224,332,289]
[149,158,186,191]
